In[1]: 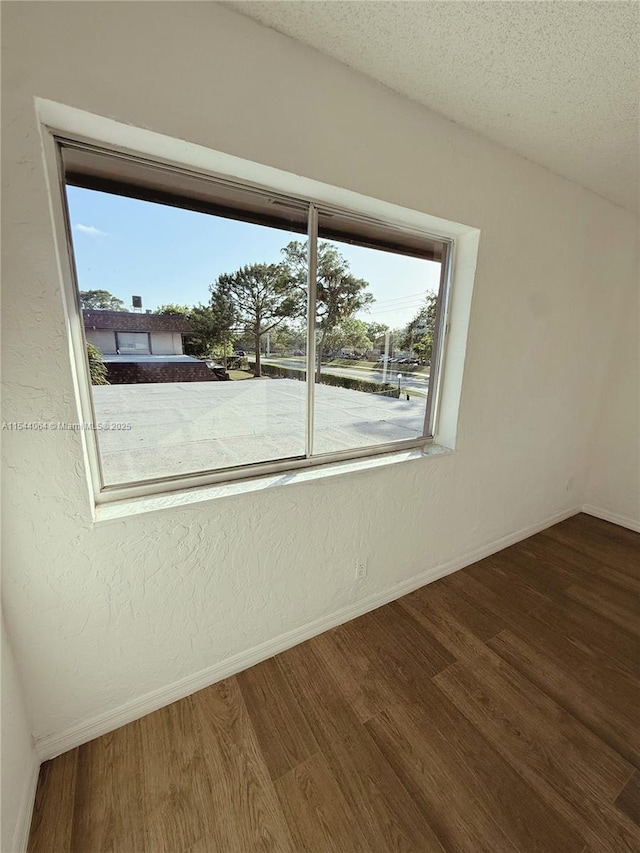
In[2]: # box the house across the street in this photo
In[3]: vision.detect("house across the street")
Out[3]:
[83,310,217,383]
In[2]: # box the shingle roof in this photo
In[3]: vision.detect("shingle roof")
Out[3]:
[82,310,192,333]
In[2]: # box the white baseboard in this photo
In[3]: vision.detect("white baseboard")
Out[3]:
[35,504,580,761]
[11,755,40,853]
[582,504,640,533]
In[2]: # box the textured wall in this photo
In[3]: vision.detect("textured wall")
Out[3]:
[584,263,640,529]
[1,616,39,852]
[1,1,637,746]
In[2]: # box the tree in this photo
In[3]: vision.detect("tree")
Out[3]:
[155,303,190,315]
[155,303,237,359]
[263,324,291,355]
[209,289,238,367]
[155,302,239,359]
[79,290,126,311]
[281,241,373,381]
[210,263,299,377]
[365,322,390,346]
[400,293,438,362]
[365,322,390,355]
[86,343,109,385]
[323,318,372,357]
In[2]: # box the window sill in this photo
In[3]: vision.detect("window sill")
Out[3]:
[94,443,453,523]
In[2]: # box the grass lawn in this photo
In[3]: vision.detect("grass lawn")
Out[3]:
[227,369,255,381]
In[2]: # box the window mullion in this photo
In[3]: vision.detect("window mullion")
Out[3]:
[305,204,318,458]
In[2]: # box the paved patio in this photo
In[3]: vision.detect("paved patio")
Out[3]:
[93,378,426,485]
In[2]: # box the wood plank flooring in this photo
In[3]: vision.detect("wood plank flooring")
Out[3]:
[28,513,640,852]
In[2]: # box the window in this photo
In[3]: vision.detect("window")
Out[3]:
[58,139,451,498]
[116,332,150,354]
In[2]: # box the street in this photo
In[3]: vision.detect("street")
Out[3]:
[261,357,430,395]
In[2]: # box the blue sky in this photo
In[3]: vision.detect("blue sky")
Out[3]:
[66,186,440,330]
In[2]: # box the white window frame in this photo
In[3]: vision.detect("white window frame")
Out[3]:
[37,99,478,516]
[115,332,151,354]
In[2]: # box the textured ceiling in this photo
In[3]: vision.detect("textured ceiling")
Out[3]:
[225,1,640,212]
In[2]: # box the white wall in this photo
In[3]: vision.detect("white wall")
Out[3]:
[2,2,638,753]
[1,617,39,853]
[85,329,117,354]
[151,332,183,355]
[87,329,184,355]
[584,265,640,530]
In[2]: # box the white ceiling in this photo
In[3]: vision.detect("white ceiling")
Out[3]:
[225,1,640,213]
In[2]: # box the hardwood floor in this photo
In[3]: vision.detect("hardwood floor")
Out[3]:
[27,513,640,852]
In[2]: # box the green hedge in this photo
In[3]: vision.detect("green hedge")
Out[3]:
[252,362,399,396]
[87,342,109,386]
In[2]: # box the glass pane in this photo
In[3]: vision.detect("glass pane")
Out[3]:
[116,332,150,353]
[309,237,441,455]
[66,185,307,486]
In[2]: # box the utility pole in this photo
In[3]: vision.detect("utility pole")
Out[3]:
[382,330,390,384]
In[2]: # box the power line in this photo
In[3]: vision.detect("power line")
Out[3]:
[367,290,429,306]
[365,302,425,316]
